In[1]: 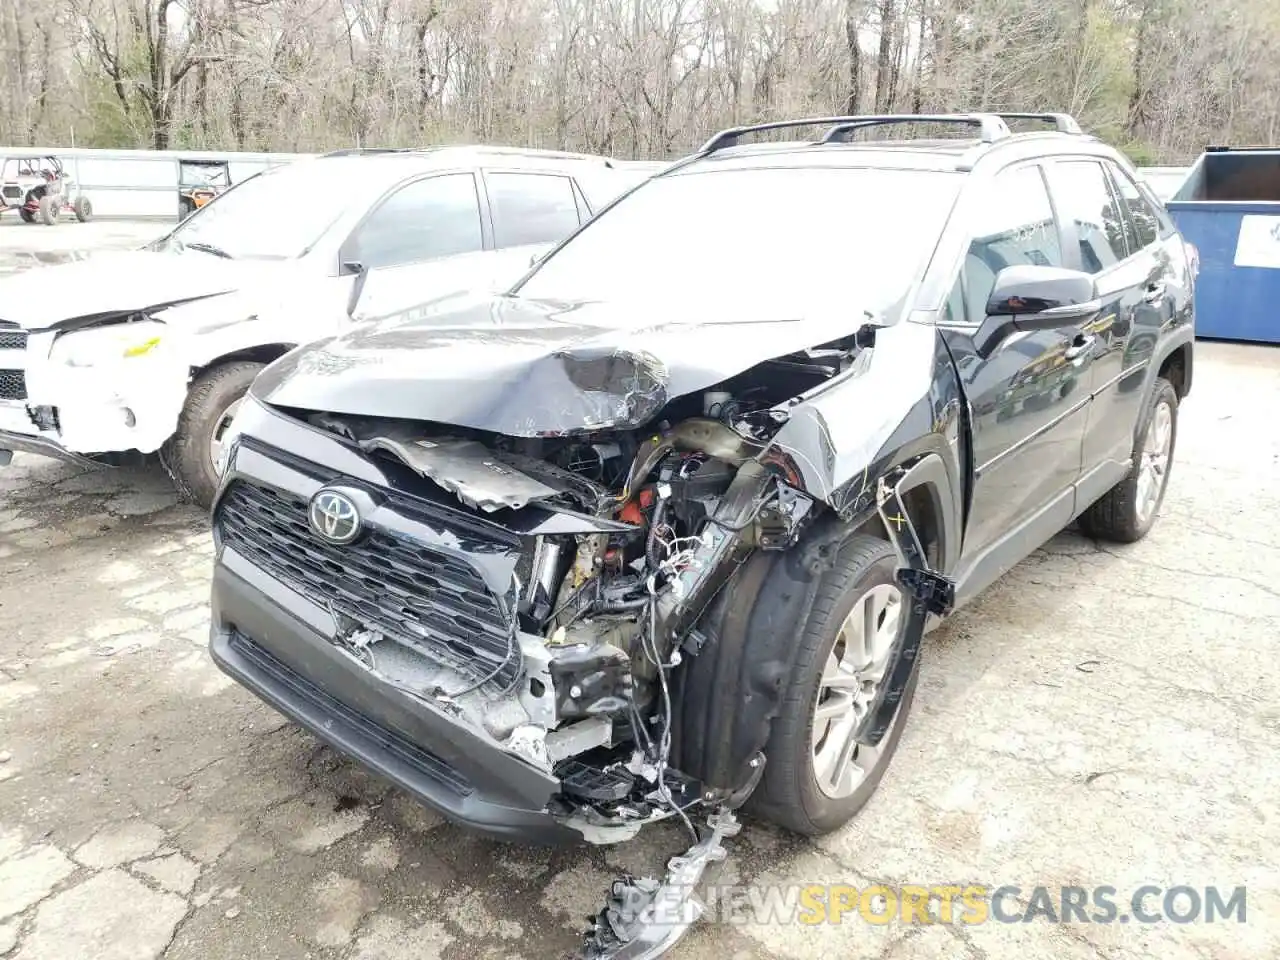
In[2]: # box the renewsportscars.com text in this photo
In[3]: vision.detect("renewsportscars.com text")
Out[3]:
[695,883,1247,926]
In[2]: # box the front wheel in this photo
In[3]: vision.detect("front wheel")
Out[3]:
[38,194,59,225]
[1077,377,1178,543]
[747,534,918,835]
[161,362,263,509]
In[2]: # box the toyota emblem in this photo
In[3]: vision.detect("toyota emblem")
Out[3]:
[308,489,362,544]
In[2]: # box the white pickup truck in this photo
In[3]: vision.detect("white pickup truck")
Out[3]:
[0,147,661,505]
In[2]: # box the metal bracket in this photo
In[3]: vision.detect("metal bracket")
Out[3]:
[896,567,955,618]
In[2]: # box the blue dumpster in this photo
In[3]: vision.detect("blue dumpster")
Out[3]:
[1166,147,1280,342]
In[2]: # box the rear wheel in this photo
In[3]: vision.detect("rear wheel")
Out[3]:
[161,362,263,509]
[74,196,93,222]
[1077,377,1178,543]
[18,208,34,224]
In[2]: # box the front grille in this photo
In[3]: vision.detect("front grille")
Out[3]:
[217,480,520,686]
[229,632,473,795]
[0,370,26,401]
[0,331,25,350]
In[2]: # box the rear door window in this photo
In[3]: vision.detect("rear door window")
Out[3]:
[1045,161,1128,271]
[1107,164,1166,252]
[486,173,582,248]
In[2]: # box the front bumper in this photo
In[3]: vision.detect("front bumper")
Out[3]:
[210,544,576,846]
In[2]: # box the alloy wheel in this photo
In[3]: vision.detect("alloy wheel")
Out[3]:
[811,583,904,799]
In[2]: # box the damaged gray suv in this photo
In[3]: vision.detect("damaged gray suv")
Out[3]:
[209,113,1195,958]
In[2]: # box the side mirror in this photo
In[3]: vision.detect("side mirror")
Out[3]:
[986,265,1098,326]
[342,260,366,318]
[975,265,1099,358]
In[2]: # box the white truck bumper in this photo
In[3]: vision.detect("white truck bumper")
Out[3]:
[0,331,187,462]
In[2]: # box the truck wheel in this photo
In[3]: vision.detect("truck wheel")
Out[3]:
[1077,377,1178,543]
[671,533,918,837]
[18,208,34,224]
[38,194,59,225]
[161,361,263,510]
[74,197,93,222]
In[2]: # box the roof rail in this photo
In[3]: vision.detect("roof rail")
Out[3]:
[992,113,1083,134]
[320,147,414,158]
[698,114,1013,154]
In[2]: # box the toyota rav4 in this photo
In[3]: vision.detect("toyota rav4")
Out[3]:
[208,113,1194,959]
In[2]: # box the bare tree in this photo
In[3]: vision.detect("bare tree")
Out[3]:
[6,0,1276,162]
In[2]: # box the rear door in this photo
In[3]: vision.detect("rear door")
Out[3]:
[1093,162,1184,467]
[479,170,586,251]
[1042,159,1152,474]
[938,163,1097,571]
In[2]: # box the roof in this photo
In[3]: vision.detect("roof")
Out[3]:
[317,145,627,170]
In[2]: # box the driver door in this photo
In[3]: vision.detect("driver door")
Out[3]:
[937,163,1099,597]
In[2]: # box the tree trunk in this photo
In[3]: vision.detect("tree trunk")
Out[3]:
[845,0,861,114]
[874,0,896,112]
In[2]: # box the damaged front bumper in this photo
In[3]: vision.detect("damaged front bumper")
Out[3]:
[0,422,103,468]
[207,404,631,844]
[210,559,579,843]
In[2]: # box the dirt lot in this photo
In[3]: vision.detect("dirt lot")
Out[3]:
[1,223,1278,960]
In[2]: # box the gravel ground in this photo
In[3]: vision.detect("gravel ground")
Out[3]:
[1,224,1278,960]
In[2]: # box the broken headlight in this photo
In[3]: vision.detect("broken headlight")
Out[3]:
[49,320,166,367]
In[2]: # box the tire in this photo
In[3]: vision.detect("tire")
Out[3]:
[161,361,263,509]
[670,530,919,838]
[38,194,58,225]
[746,535,917,835]
[18,208,34,224]
[74,196,93,222]
[179,198,196,220]
[1077,377,1178,544]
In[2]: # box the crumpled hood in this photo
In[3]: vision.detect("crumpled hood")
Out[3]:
[0,249,290,330]
[252,294,871,435]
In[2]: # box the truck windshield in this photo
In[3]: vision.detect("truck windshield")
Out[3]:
[514,165,961,320]
[160,160,348,260]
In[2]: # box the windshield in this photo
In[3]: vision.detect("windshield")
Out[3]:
[514,165,961,320]
[161,160,350,260]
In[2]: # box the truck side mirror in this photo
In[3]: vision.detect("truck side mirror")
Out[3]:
[343,260,367,319]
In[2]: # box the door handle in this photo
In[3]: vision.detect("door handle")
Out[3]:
[1063,333,1095,362]
[1143,281,1166,304]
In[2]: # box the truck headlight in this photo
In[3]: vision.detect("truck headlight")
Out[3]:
[50,321,167,367]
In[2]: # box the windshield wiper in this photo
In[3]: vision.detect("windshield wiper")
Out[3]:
[183,241,234,259]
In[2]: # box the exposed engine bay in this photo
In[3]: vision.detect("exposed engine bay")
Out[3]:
[298,362,832,789]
